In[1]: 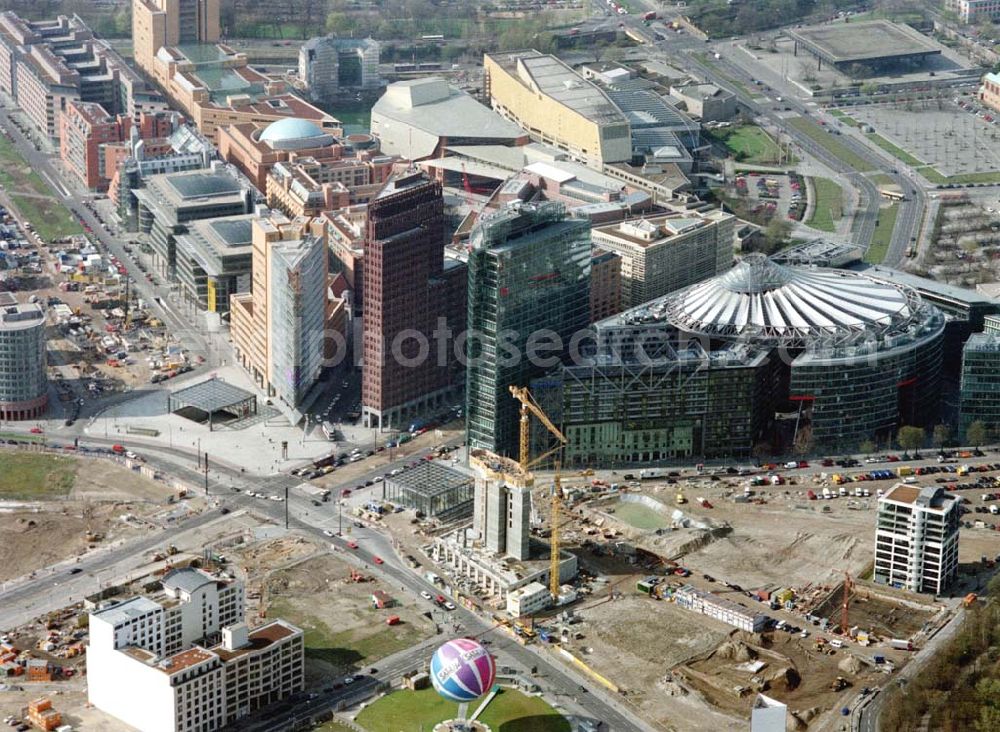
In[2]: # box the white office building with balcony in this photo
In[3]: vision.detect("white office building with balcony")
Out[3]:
[874,484,960,595]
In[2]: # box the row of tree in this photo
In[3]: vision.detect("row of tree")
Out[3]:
[881,573,1000,731]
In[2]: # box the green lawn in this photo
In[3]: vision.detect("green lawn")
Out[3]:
[0,135,49,193]
[0,133,83,240]
[866,133,923,166]
[268,599,428,673]
[864,203,900,264]
[788,118,874,172]
[829,110,860,127]
[315,721,356,732]
[356,687,569,732]
[10,195,83,241]
[917,166,1000,185]
[0,454,76,499]
[805,177,844,233]
[708,125,788,165]
[613,500,669,530]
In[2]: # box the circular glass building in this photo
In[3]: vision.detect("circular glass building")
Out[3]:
[657,254,945,448]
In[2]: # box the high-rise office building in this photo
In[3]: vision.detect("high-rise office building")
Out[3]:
[298,35,380,103]
[132,0,221,79]
[465,202,591,457]
[230,212,337,409]
[959,333,1000,439]
[590,210,734,308]
[361,173,466,429]
[0,298,46,421]
[874,484,960,595]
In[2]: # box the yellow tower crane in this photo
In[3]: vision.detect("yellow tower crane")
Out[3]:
[509,385,568,601]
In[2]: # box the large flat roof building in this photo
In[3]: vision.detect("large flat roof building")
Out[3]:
[787,21,942,73]
[134,165,253,278]
[371,77,528,161]
[484,50,631,169]
[590,210,734,308]
[174,214,255,314]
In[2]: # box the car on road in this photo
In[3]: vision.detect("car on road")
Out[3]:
[323,530,335,537]
[420,590,432,600]
[347,541,358,549]
[343,676,356,685]
[443,601,456,611]
[373,556,383,565]
[69,568,82,575]
[29,427,42,434]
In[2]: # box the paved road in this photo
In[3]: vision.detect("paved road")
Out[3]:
[0,436,649,731]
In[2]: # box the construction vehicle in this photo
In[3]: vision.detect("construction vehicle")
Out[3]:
[676,491,687,505]
[830,676,849,692]
[349,569,369,583]
[509,385,568,602]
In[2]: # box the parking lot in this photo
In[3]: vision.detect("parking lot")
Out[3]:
[846,98,1000,177]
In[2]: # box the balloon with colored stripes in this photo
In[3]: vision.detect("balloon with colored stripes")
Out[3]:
[429,638,496,703]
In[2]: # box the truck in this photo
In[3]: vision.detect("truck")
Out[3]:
[897,466,913,477]
[889,639,913,651]
[640,468,668,480]
[822,487,833,499]
[964,593,978,608]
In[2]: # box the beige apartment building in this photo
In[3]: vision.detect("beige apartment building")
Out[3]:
[483,50,631,169]
[591,210,735,308]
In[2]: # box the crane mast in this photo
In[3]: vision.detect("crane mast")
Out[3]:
[510,385,567,601]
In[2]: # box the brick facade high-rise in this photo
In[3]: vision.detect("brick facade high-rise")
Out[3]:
[361,173,465,429]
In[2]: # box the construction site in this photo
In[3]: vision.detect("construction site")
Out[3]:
[0,449,195,583]
[243,547,438,684]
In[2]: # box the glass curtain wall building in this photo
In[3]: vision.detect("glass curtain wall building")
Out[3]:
[465,202,591,457]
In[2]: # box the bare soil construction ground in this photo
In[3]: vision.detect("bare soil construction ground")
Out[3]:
[0,452,186,582]
[257,553,437,686]
[0,686,130,731]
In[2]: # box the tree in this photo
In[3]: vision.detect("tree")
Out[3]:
[897,426,925,457]
[932,423,951,451]
[859,439,875,456]
[967,420,989,449]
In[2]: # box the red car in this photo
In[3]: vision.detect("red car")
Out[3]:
[373,556,384,565]
[347,541,358,549]
[29,426,43,434]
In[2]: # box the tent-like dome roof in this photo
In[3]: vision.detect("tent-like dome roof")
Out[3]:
[258,118,334,150]
[624,254,937,348]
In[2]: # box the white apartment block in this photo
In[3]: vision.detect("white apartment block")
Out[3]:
[590,210,734,308]
[948,0,1000,24]
[87,567,304,732]
[874,484,960,595]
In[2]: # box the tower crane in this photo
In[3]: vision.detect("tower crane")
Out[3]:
[509,385,567,601]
